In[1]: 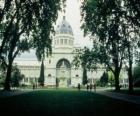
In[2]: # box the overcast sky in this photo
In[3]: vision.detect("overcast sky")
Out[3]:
[57,0,92,47]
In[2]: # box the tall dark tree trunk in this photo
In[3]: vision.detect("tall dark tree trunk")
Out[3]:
[128,46,134,94]
[114,70,120,91]
[113,54,121,91]
[4,43,15,91]
[128,62,134,93]
[82,66,88,85]
[4,59,13,91]
[39,59,45,87]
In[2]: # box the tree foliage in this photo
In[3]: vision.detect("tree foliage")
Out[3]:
[100,71,108,87]
[0,0,65,90]
[133,65,140,80]
[133,64,140,87]
[81,0,125,91]
[11,65,24,88]
[108,70,115,86]
[72,47,99,85]
[81,0,140,92]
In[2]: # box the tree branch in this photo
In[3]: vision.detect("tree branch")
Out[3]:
[12,49,19,61]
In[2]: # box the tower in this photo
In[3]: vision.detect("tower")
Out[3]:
[53,16,74,53]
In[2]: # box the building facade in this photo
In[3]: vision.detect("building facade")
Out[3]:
[14,17,128,87]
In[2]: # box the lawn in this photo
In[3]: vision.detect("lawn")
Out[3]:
[0,89,140,116]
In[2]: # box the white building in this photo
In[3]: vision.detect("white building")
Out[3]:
[14,17,128,87]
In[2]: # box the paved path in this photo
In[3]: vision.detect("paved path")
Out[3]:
[0,89,32,98]
[95,89,140,105]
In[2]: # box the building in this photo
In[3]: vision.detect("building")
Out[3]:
[14,16,128,87]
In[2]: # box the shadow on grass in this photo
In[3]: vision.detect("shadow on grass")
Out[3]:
[0,89,140,116]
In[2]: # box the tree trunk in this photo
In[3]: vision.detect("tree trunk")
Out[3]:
[128,64,134,94]
[82,67,88,85]
[39,59,44,86]
[114,71,120,91]
[128,43,134,94]
[4,59,13,91]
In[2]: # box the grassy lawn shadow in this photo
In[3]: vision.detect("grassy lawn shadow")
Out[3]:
[0,89,140,116]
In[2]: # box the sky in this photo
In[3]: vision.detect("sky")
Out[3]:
[56,0,92,47]
[16,0,92,59]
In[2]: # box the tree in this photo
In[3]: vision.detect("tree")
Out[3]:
[0,0,64,90]
[120,0,140,93]
[0,68,5,87]
[38,60,45,87]
[0,0,13,23]
[81,0,125,91]
[108,70,115,87]
[82,66,88,85]
[72,47,98,85]
[72,48,89,85]
[133,65,140,83]
[133,64,140,87]
[11,65,24,88]
[100,71,108,87]
[125,0,140,27]
[81,0,140,92]
[133,65,140,80]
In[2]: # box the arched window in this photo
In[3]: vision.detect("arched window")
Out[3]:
[56,59,71,69]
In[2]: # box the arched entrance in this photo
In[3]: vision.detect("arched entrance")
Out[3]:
[56,59,71,87]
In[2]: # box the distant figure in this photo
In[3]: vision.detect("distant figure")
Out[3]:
[89,83,92,91]
[33,84,35,90]
[87,84,89,91]
[78,83,81,91]
[93,83,96,92]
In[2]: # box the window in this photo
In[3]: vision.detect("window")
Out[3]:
[64,39,67,44]
[70,40,72,45]
[62,39,64,44]
[57,39,59,44]
[60,39,63,44]
[71,40,73,45]
[76,75,79,77]
[29,78,34,83]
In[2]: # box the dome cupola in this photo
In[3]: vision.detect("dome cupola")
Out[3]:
[53,16,74,53]
[56,16,73,35]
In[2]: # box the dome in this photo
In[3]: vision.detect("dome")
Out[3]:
[56,16,73,35]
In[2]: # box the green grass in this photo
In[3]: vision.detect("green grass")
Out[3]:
[0,89,140,116]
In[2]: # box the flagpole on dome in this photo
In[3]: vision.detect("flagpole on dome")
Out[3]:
[63,1,66,20]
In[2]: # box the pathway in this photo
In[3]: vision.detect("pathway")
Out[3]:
[0,89,32,98]
[95,89,140,105]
